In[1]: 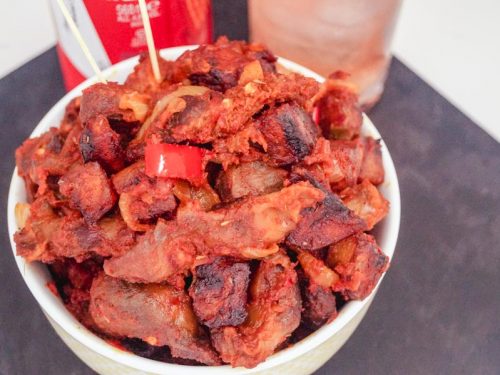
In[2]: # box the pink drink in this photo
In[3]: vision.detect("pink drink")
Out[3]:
[248,0,401,108]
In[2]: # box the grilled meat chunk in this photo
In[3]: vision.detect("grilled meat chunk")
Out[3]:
[286,177,366,251]
[340,179,389,230]
[299,271,338,329]
[80,115,125,172]
[125,85,212,159]
[118,178,177,232]
[104,219,196,283]
[124,52,174,94]
[49,257,101,329]
[80,82,150,124]
[174,36,276,92]
[14,194,62,263]
[89,273,221,365]
[111,160,146,193]
[112,161,178,231]
[164,89,223,143]
[215,72,319,136]
[104,182,324,283]
[255,103,319,166]
[295,137,364,192]
[215,161,287,202]
[315,71,362,140]
[329,139,365,190]
[190,257,250,328]
[51,214,135,262]
[211,251,301,368]
[327,233,389,300]
[15,127,82,199]
[15,194,135,263]
[59,162,116,223]
[359,137,384,185]
[210,124,269,169]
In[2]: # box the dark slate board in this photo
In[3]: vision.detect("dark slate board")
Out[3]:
[1,1,499,374]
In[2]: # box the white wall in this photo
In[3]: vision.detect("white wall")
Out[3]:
[393,0,500,142]
[0,0,56,76]
[0,0,499,142]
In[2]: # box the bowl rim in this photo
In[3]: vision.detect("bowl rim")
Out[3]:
[7,45,401,374]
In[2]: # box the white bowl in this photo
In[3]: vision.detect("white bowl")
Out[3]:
[7,46,400,375]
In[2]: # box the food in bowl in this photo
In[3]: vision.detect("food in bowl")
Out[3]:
[13,37,390,369]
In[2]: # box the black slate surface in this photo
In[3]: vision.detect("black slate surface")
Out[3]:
[1,3,499,375]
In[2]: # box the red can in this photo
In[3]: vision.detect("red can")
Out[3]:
[49,0,213,90]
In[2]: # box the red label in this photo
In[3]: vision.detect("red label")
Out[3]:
[82,0,212,64]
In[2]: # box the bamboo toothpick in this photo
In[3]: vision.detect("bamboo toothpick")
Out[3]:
[138,0,161,82]
[54,0,106,83]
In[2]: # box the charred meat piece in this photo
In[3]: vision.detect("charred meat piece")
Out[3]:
[165,89,223,143]
[215,72,319,136]
[329,139,365,190]
[112,161,178,231]
[59,162,117,223]
[298,271,337,329]
[255,103,319,166]
[286,177,366,251]
[80,115,125,172]
[98,214,137,253]
[174,182,323,257]
[190,257,250,329]
[14,194,62,263]
[80,82,150,124]
[359,137,384,185]
[51,214,136,262]
[303,285,337,328]
[104,219,197,284]
[315,71,362,140]
[174,36,276,92]
[118,178,177,232]
[327,233,389,300]
[111,160,147,193]
[126,85,211,160]
[49,258,101,329]
[295,137,364,191]
[14,194,134,263]
[16,127,82,199]
[210,124,269,170]
[104,182,324,283]
[340,179,389,230]
[245,48,276,73]
[215,161,287,202]
[124,52,174,94]
[89,274,221,365]
[211,251,301,368]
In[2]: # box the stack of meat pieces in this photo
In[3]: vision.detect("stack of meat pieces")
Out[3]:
[14,37,390,368]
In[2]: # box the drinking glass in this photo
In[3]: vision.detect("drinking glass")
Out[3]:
[248,0,401,109]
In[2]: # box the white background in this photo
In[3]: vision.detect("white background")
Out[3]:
[0,0,499,142]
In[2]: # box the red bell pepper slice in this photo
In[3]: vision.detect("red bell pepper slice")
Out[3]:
[145,142,205,183]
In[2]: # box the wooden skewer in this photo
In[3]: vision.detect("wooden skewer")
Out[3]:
[54,0,106,83]
[138,0,161,82]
